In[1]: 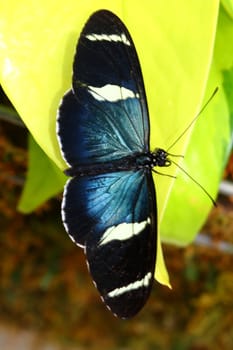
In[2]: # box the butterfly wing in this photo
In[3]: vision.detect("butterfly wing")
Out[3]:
[62,169,156,318]
[57,10,150,167]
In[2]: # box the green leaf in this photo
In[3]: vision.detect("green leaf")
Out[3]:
[221,0,233,19]
[18,135,66,213]
[160,5,233,245]
[223,67,233,113]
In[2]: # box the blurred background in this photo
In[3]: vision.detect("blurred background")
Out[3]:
[1,84,233,350]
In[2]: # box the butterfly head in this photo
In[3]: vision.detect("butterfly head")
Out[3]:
[151,148,171,168]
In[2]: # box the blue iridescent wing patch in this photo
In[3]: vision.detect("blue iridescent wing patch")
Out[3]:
[57,9,157,319]
[58,86,147,166]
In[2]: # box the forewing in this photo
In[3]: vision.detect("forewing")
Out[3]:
[57,10,149,167]
[62,169,157,318]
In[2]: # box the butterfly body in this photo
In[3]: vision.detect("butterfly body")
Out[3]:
[65,150,169,177]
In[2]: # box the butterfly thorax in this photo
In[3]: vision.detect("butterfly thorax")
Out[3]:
[150,148,171,167]
[134,150,170,168]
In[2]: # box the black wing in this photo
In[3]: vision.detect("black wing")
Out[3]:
[62,169,156,318]
[57,10,150,167]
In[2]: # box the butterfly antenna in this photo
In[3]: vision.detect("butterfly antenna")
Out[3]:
[171,159,217,207]
[167,87,218,152]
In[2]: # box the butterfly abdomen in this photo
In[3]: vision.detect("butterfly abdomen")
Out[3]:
[65,152,154,177]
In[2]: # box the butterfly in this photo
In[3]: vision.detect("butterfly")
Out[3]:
[57,9,173,319]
